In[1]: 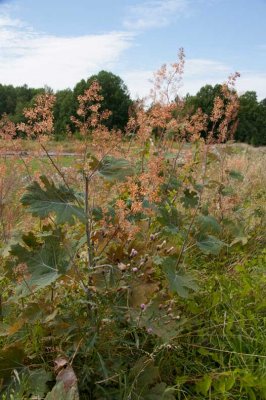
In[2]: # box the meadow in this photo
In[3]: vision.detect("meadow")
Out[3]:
[0,55,265,400]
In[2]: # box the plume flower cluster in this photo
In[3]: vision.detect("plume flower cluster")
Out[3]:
[0,113,16,140]
[184,73,240,144]
[0,49,241,247]
[17,93,56,139]
[71,81,112,136]
[71,81,123,159]
[150,47,185,105]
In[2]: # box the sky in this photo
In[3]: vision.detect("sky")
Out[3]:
[0,0,266,99]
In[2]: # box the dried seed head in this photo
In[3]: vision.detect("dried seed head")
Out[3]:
[130,248,138,257]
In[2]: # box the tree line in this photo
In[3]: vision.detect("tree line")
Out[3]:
[0,71,265,145]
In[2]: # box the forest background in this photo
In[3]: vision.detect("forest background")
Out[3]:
[0,69,266,146]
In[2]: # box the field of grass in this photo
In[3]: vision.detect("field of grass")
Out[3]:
[0,137,265,400]
[0,41,266,398]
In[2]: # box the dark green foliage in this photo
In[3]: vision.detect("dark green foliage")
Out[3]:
[9,229,73,296]
[0,137,265,399]
[157,203,181,234]
[196,234,226,254]
[21,175,85,224]
[185,84,223,117]
[0,346,25,381]
[0,84,44,129]
[53,89,75,139]
[235,91,266,146]
[2,77,266,144]
[53,71,132,137]
[185,85,266,146]
[184,84,224,140]
[0,71,132,139]
[154,255,199,298]
[181,189,199,209]
[97,155,134,181]
[87,70,133,131]
[196,215,221,234]
[228,169,244,181]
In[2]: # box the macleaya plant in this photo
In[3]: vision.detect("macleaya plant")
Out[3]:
[0,50,265,400]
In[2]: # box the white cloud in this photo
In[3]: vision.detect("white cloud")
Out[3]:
[181,58,231,95]
[236,73,266,100]
[0,13,133,89]
[0,10,265,101]
[123,0,188,30]
[185,59,230,77]
[121,69,154,99]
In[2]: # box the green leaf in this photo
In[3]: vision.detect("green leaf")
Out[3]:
[0,345,25,381]
[98,156,134,181]
[229,169,244,181]
[213,376,226,394]
[9,230,72,296]
[132,295,184,342]
[224,374,236,391]
[246,388,257,400]
[222,219,248,245]
[221,185,235,196]
[146,383,176,400]
[92,206,103,221]
[161,177,182,192]
[196,215,221,234]
[196,375,212,396]
[129,358,159,391]
[156,256,198,298]
[197,235,226,255]
[157,205,180,234]
[176,376,189,385]
[28,368,53,397]
[45,381,79,400]
[21,175,85,225]
[181,189,199,209]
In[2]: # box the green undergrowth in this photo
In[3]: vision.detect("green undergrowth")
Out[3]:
[0,146,265,399]
[0,237,265,399]
[1,155,75,172]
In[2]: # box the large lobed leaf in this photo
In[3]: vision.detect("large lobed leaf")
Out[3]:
[196,235,226,255]
[196,215,221,235]
[21,175,85,224]
[9,230,72,296]
[45,381,79,400]
[181,189,199,209]
[154,256,198,298]
[97,155,134,181]
[157,204,181,234]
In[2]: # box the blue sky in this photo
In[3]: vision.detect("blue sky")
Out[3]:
[0,0,265,99]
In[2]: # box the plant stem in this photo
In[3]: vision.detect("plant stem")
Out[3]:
[41,143,82,207]
[85,174,94,271]
[175,144,209,269]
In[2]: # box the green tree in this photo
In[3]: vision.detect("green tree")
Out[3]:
[185,84,222,116]
[236,91,266,146]
[68,72,132,137]
[87,71,132,131]
[84,71,132,130]
[184,85,266,146]
[0,84,17,116]
[184,84,228,140]
[0,84,44,132]
[13,85,44,124]
[53,89,75,139]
